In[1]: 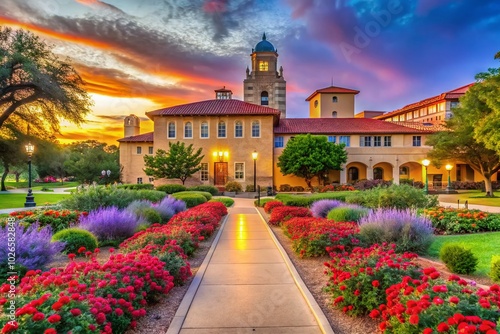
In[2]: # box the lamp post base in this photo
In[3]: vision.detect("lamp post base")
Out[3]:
[24,189,36,207]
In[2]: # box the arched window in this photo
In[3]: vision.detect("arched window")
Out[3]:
[348,167,359,182]
[332,111,338,118]
[314,100,318,108]
[168,122,176,138]
[218,121,226,138]
[251,121,260,137]
[234,121,243,138]
[184,122,192,138]
[399,166,409,176]
[200,122,208,138]
[374,167,383,180]
[260,91,269,106]
[332,96,338,103]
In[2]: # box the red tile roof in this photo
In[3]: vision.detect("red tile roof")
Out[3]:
[388,121,446,132]
[274,118,436,134]
[118,132,153,142]
[306,85,360,101]
[146,99,281,119]
[376,83,473,120]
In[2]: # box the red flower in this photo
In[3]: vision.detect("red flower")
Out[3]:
[437,322,450,332]
[369,309,380,318]
[44,329,57,334]
[78,246,86,253]
[70,308,82,316]
[32,312,45,321]
[47,314,61,323]
[68,253,76,260]
[1,322,18,333]
[409,314,419,325]
[115,308,124,316]
[449,296,459,304]
[372,280,380,288]
[52,302,63,311]
[422,329,433,334]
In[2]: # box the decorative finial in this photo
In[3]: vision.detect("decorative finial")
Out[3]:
[262,32,266,41]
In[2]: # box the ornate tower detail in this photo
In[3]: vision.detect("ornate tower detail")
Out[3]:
[124,114,140,137]
[244,33,286,118]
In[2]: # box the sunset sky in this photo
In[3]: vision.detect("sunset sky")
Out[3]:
[1,0,499,144]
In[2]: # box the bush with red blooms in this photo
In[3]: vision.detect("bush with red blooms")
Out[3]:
[374,267,500,333]
[3,209,85,233]
[318,184,356,193]
[281,217,359,257]
[268,206,312,225]
[324,244,421,316]
[263,200,284,214]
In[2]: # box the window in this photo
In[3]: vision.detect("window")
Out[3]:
[148,146,153,154]
[328,136,336,143]
[332,111,337,118]
[332,96,338,103]
[218,121,226,138]
[148,177,154,183]
[360,136,372,147]
[348,167,359,182]
[413,136,422,147]
[274,136,284,148]
[136,146,142,154]
[234,121,243,138]
[373,136,381,147]
[258,61,268,71]
[450,101,459,109]
[384,136,392,147]
[374,167,383,180]
[260,91,269,106]
[399,166,409,175]
[184,122,192,138]
[168,122,176,138]
[314,100,318,108]
[339,136,350,147]
[200,163,208,181]
[137,177,143,184]
[235,163,244,180]
[200,122,209,138]
[251,121,260,137]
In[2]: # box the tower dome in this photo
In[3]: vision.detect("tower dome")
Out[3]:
[254,33,275,52]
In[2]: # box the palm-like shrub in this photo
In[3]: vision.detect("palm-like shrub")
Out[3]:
[359,208,434,254]
[310,199,345,218]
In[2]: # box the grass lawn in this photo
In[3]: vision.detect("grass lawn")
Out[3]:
[426,232,500,276]
[439,190,500,207]
[4,181,79,190]
[0,193,69,210]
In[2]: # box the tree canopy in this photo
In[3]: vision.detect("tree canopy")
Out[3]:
[0,27,92,133]
[277,134,348,189]
[143,141,204,185]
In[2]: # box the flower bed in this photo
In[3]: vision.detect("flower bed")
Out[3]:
[424,207,500,234]
[3,209,86,233]
[268,206,312,225]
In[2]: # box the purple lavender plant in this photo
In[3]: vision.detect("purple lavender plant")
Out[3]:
[359,208,434,254]
[310,199,345,218]
[154,195,186,221]
[79,206,143,241]
[0,222,64,270]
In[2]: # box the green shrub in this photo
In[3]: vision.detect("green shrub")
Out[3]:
[439,243,478,274]
[225,181,243,192]
[60,186,165,211]
[117,183,154,190]
[254,198,275,207]
[209,197,234,207]
[174,191,212,201]
[327,206,369,222]
[345,184,438,209]
[156,184,187,194]
[188,185,220,195]
[275,192,352,207]
[171,192,207,208]
[52,228,98,255]
[140,207,162,224]
[490,256,500,282]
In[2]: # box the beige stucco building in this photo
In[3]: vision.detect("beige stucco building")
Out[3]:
[118,36,495,190]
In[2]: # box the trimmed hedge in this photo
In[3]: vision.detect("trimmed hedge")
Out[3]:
[52,228,98,255]
[327,206,369,223]
[156,184,187,194]
[174,191,212,201]
[275,192,352,207]
[209,197,234,207]
[117,183,154,190]
[254,198,276,207]
[171,192,207,208]
[188,185,220,195]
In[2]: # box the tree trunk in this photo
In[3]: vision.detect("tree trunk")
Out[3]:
[1,163,9,191]
[15,171,20,183]
[305,178,313,192]
[484,177,494,197]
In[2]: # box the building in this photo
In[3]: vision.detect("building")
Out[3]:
[118,36,492,190]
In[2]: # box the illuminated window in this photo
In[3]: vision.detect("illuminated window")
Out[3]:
[218,121,226,138]
[260,91,269,106]
[235,163,244,180]
[168,122,176,138]
[200,122,209,138]
[259,61,268,71]
[184,122,192,138]
[251,121,260,137]
[200,163,208,181]
[235,121,243,138]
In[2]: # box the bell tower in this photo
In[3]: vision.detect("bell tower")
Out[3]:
[124,114,140,137]
[243,33,286,118]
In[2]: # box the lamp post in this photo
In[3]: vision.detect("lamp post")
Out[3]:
[445,164,453,193]
[252,150,258,192]
[101,170,111,184]
[24,142,36,207]
[422,159,430,195]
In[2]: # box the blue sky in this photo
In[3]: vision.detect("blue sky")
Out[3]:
[1,0,499,142]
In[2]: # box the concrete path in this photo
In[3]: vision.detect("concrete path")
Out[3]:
[168,198,332,334]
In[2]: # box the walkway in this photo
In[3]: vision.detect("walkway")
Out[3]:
[168,198,332,334]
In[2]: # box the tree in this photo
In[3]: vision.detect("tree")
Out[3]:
[34,140,70,183]
[277,134,348,189]
[0,138,26,191]
[64,141,120,183]
[426,84,500,196]
[0,27,92,132]
[144,142,204,185]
